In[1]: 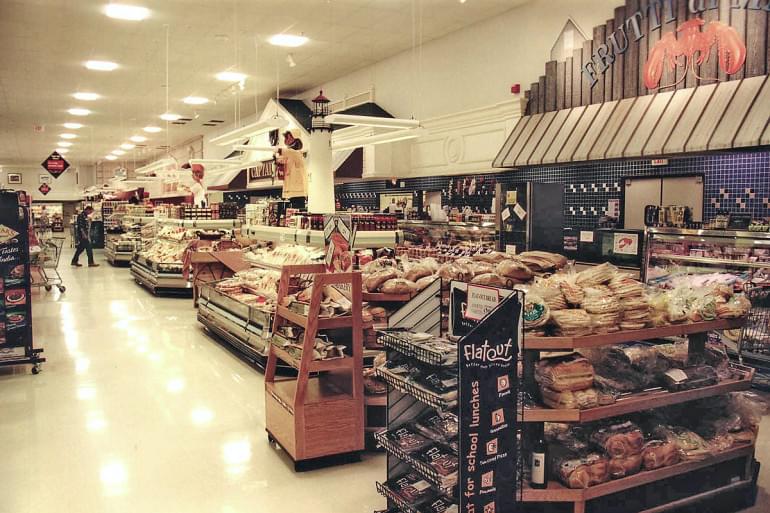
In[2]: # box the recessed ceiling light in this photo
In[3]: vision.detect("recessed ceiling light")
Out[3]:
[183,96,209,105]
[58,141,73,147]
[160,113,181,121]
[63,122,84,129]
[120,143,135,150]
[129,135,147,142]
[60,133,77,139]
[104,3,150,21]
[85,60,118,71]
[73,92,100,101]
[216,71,246,82]
[112,149,126,156]
[268,34,309,47]
[68,108,90,116]
[55,148,69,154]
[105,155,118,160]
[143,126,162,133]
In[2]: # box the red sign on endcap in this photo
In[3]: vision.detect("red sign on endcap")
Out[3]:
[41,151,70,178]
[38,183,51,195]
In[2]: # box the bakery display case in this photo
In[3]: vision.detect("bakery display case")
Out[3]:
[243,224,402,249]
[644,227,770,287]
[398,220,496,252]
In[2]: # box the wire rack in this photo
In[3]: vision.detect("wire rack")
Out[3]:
[375,367,457,411]
[738,285,770,389]
[373,431,458,493]
[375,481,422,513]
[377,331,456,367]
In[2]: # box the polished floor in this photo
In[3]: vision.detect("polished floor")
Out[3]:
[1,248,768,513]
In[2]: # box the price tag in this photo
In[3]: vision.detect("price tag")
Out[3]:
[579,231,594,243]
[505,244,517,255]
[464,284,501,321]
[513,203,527,220]
[501,208,511,222]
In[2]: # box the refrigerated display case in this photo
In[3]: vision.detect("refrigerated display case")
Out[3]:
[398,220,496,249]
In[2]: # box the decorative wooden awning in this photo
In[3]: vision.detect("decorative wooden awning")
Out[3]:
[493,74,770,168]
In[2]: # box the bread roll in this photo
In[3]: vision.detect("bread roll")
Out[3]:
[365,269,399,292]
[552,449,609,489]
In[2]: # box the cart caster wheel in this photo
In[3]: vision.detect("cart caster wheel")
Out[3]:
[31,365,40,375]
[44,285,52,291]
[58,286,66,293]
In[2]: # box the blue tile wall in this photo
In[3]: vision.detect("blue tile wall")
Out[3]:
[335,150,770,230]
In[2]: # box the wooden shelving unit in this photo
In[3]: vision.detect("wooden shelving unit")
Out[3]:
[264,264,365,467]
[520,318,756,513]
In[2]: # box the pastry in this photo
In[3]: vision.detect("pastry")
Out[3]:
[591,421,645,459]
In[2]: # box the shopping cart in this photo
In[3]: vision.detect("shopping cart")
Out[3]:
[737,284,770,389]
[30,236,66,293]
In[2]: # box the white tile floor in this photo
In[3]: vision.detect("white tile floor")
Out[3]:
[1,248,768,513]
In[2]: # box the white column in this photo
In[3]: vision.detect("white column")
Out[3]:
[306,129,335,213]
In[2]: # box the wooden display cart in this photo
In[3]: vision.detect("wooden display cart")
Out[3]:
[520,318,757,513]
[264,264,365,468]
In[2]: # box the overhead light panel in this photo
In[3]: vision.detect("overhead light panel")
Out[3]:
[60,133,77,139]
[129,135,147,142]
[58,141,73,147]
[332,128,425,152]
[63,122,84,129]
[73,92,100,101]
[216,71,247,82]
[268,34,308,47]
[85,60,118,71]
[183,96,209,105]
[160,113,181,121]
[104,3,150,21]
[120,143,135,150]
[143,126,162,133]
[112,149,125,156]
[325,114,421,129]
[55,148,69,154]
[105,155,118,161]
[68,108,90,116]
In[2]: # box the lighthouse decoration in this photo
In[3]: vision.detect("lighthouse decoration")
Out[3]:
[307,90,335,214]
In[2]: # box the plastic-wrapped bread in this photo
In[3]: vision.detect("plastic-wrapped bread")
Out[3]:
[472,251,510,264]
[550,309,593,337]
[641,440,680,470]
[608,453,644,479]
[381,278,418,295]
[404,263,434,283]
[470,273,507,288]
[535,356,594,392]
[575,262,616,287]
[364,269,399,292]
[495,260,534,281]
[560,280,585,306]
[551,446,610,489]
[414,275,437,291]
[519,251,568,271]
[540,387,614,410]
[524,294,551,329]
[590,421,645,459]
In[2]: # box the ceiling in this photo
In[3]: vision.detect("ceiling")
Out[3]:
[0,0,527,169]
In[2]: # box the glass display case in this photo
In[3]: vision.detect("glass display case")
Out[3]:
[398,220,496,248]
[643,228,770,287]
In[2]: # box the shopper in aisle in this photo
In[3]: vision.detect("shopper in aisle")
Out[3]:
[71,205,98,268]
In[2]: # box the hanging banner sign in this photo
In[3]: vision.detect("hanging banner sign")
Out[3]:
[41,151,70,179]
[38,183,51,196]
[459,292,523,513]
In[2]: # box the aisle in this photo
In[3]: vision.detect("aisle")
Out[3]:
[0,249,384,513]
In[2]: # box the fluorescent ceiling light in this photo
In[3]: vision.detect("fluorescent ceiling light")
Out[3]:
[143,126,162,133]
[120,143,135,150]
[60,133,77,139]
[104,3,150,21]
[231,145,276,152]
[325,114,421,129]
[209,117,289,147]
[57,141,73,147]
[68,108,90,116]
[73,92,100,101]
[216,71,246,82]
[55,148,69,154]
[112,149,126,156]
[183,96,209,105]
[129,135,147,142]
[160,113,181,121]
[105,155,118,160]
[332,128,425,152]
[85,60,118,71]
[63,122,84,129]
[268,34,308,47]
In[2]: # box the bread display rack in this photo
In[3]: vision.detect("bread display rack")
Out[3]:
[264,264,365,469]
[519,318,757,513]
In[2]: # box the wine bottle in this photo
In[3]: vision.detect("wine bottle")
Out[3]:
[530,436,548,489]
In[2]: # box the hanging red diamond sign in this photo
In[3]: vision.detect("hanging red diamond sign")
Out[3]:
[38,183,51,196]
[41,151,70,179]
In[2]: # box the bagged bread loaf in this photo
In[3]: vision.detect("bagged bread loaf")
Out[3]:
[519,251,568,271]
[590,421,645,459]
[535,356,594,392]
[470,273,507,288]
[641,439,680,470]
[365,269,400,292]
[524,294,550,329]
[540,387,614,410]
[551,309,593,337]
[495,260,533,281]
[404,263,434,283]
[381,278,418,295]
[575,262,616,287]
[550,446,610,489]
[560,279,585,306]
[608,453,643,479]
[652,425,712,461]
[415,275,437,291]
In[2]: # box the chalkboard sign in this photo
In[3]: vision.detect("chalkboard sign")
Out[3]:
[458,292,522,513]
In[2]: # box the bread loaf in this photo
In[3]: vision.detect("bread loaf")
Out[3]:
[470,273,507,288]
[365,269,399,292]
[641,440,680,470]
[495,260,533,281]
[608,453,643,479]
[551,448,609,489]
[381,278,418,295]
[404,264,433,283]
[536,356,594,392]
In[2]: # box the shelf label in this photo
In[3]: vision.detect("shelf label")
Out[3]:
[512,203,527,221]
[579,230,594,243]
[613,232,639,255]
[464,284,501,321]
[459,292,522,513]
[500,208,511,222]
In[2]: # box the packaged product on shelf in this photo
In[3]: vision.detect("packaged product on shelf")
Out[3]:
[415,443,459,477]
[417,496,458,513]
[403,262,434,283]
[607,452,643,479]
[549,445,610,489]
[535,355,594,392]
[413,410,459,442]
[495,259,534,282]
[415,275,437,292]
[384,425,433,454]
[419,369,459,397]
[471,251,510,264]
[575,262,617,287]
[550,309,593,337]
[728,391,769,431]
[540,386,615,410]
[529,281,568,311]
[559,277,585,306]
[363,367,387,395]
[518,251,568,272]
[641,439,680,470]
[662,365,718,392]
[365,269,402,292]
[544,423,591,453]
[651,425,712,461]
[386,472,438,505]
[524,294,550,330]
[381,278,418,295]
[589,420,645,459]
[582,288,622,333]
[469,272,507,288]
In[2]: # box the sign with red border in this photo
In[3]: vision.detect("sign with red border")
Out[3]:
[41,151,70,178]
[38,183,51,196]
